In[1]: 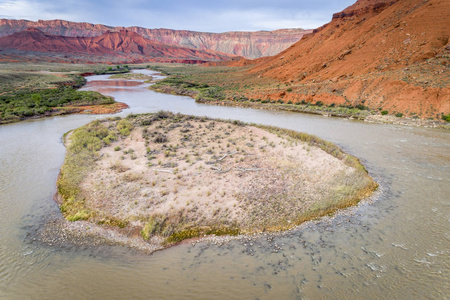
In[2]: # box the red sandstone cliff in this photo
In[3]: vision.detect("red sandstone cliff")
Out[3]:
[0,19,311,59]
[244,0,449,118]
[0,28,235,63]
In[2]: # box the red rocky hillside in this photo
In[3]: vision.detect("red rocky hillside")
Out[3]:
[245,0,449,118]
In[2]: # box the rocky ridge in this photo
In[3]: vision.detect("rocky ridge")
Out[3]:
[0,19,311,58]
[0,28,235,63]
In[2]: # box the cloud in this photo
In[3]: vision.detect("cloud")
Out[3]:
[211,8,333,31]
[0,0,78,20]
[0,0,356,32]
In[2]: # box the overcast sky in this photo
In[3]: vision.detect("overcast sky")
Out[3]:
[0,0,357,32]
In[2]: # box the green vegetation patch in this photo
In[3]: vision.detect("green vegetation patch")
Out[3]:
[150,75,225,101]
[0,71,113,124]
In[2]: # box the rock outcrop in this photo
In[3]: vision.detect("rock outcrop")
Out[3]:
[0,19,311,58]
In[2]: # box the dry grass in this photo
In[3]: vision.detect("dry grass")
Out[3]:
[58,111,377,246]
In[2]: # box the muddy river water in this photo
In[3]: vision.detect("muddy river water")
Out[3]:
[0,70,448,299]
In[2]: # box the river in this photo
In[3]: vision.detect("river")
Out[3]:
[0,70,448,299]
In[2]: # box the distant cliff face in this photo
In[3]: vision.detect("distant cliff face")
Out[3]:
[0,28,236,63]
[0,19,311,58]
[0,19,113,37]
[129,27,312,59]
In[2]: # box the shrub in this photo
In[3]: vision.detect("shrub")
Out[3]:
[68,121,109,153]
[395,113,403,118]
[117,119,134,136]
[102,133,117,145]
[442,114,450,122]
[232,120,245,126]
[381,110,388,115]
[141,215,168,239]
[198,86,225,101]
[155,134,168,143]
[286,88,292,92]
[153,110,170,119]
[67,210,91,221]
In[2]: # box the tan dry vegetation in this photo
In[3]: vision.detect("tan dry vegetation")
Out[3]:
[58,112,377,247]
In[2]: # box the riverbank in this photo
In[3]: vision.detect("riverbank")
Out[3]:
[56,111,377,252]
[151,81,450,129]
[148,64,450,129]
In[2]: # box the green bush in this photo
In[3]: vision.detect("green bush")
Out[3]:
[442,114,450,122]
[141,216,164,239]
[117,119,134,136]
[395,113,403,118]
[381,110,388,115]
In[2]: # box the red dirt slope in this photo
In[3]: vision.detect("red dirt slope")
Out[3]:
[245,0,449,118]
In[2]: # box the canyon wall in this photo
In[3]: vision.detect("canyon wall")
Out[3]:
[0,19,310,58]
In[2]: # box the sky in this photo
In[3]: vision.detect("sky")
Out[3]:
[0,0,357,32]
